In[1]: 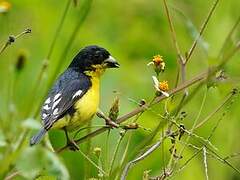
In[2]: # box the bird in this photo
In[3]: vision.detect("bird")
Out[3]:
[30,45,120,150]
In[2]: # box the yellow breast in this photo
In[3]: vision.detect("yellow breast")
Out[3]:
[52,76,100,131]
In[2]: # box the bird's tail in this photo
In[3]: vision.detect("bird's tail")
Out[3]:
[30,128,47,146]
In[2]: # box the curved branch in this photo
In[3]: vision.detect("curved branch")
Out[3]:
[56,70,209,153]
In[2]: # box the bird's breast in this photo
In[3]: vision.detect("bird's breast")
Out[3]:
[67,76,100,131]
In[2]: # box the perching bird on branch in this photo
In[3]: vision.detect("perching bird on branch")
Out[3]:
[30,45,120,150]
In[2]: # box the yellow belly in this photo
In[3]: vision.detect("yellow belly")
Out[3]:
[52,76,100,131]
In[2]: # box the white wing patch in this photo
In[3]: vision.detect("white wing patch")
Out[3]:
[43,104,51,110]
[54,93,61,101]
[72,90,82,99]
[42,113,47,119]
[53,108,59,115]
[44,97,51,104]
[42,92,62,119]
[52,98,62,109]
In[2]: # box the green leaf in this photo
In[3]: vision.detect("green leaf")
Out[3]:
[16,147,69,180]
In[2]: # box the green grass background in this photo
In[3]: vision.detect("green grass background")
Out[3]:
[0,0,240,179]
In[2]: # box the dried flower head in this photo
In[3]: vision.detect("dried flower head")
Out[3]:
[152,76,169,97]
[108,97,119,121]
[0,1,11,13]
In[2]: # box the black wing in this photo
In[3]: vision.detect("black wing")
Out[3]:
[41,70,91,130]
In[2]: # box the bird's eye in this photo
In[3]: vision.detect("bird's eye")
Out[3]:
[94,51,101,58]
[94,54,100,58]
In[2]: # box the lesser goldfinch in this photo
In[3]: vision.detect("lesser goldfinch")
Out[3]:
[30,45,119,150]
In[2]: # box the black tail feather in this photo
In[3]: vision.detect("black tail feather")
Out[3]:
[30,128,47,146]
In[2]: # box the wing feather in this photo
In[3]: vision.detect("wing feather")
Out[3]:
[41,71,91,129]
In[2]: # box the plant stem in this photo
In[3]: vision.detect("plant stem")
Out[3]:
[109,134,124,177]
[0,28,31,55]
[185,0,219,63]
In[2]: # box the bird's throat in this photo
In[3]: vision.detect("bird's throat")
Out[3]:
[84,64,106,78]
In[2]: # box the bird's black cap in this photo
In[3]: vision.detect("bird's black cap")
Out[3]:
[69,45,119,71]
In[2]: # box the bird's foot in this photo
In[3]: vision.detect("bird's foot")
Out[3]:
[67,140,79,151]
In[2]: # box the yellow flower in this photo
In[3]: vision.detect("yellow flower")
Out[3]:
[159,81,169,92]
[152,76,169,97]
[153,55,163,65]
[0,1,11,13]
[147,54,166,73]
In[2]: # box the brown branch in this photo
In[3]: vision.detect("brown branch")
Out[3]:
[56,69,210,153]
[4,171,20,180]
[56,38,240,153]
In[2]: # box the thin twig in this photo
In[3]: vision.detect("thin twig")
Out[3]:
[163,0,184,64]
[175,149,202,175]
[24,0,71,118]
[84,121,92,179]
[169,137,202,150]
[109,134,125,176]
[163,0,187,95]
[4,171,20,180]
[115,132,132,180]
[174,121,218,150]
[195,91,234,129]
[78,149,107,176]
[47,0,93,90]
[218,16,240,59]
[218,41,240,68]
[46,0,71,60]
[224,152,240,160]
[203,147,209,180]
[170,120,240,175]
[171,87,208,169]
[207,90,238,141]
[206,146,240,174]
[31,0,93,119]
[0,28,31,55]
[114,96,156,179]
[121,137,167,180]
[185,0,219,63]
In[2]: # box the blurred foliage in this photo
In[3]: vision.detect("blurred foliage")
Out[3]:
[0,0,240,179]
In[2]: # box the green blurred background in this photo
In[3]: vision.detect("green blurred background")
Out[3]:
[0,0,240,179]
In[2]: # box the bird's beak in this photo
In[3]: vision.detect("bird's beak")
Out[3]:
[104,56,120,68]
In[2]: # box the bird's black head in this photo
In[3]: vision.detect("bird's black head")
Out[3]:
[69,45,120,72]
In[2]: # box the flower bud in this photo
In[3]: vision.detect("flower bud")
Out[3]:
[108,97,119,121]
